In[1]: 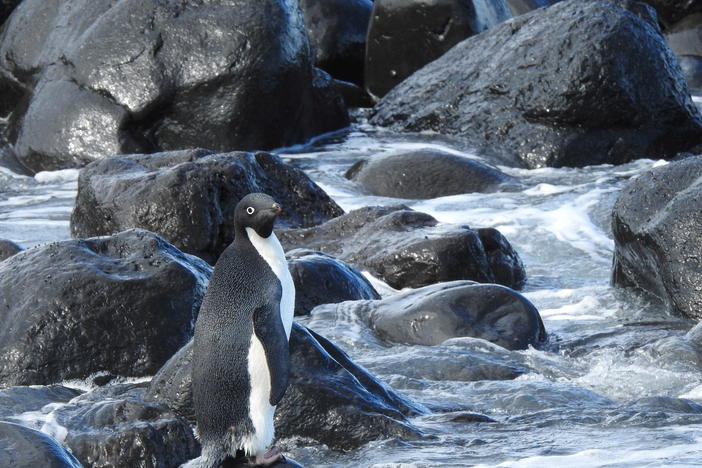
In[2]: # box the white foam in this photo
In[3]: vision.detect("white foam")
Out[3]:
[34,169,80,184]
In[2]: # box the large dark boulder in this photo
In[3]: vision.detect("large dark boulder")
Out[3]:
[365,0,512,99]
[638,0,702,27]
[0,422,83,468]
[0,0,21,26]
[345,149,521,199]
[0,0,348,173]
[70,149,344,263]
[665,13,702,91]
[146,323,425,451]
[277,205,526,290]
[314,281,546,350]
[0,238,22,261]
[299,0,372,85]
[287,249,380,316]
[370,0,702,168]
[612,156,702,320]
[0,229,212,386]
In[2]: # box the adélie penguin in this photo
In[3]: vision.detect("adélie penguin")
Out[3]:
[186,193,295,467]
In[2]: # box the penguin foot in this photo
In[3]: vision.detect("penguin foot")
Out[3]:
[254,446,283,466]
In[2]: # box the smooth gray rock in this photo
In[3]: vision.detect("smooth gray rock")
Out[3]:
[70,149,343,263]
[612,156,702,320]
[345,149,521,198]
[0,422,83,468]
[315,281,546,350]
[0,229,212,386]
[370,0,702,168]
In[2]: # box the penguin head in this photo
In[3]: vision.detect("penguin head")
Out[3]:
[235,193,283,238]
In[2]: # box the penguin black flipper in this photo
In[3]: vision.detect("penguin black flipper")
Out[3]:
[253,302,291,406]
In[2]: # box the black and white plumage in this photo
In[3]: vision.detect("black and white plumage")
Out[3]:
[188,193,294,467]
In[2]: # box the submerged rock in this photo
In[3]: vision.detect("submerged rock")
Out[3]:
[314,281,546,350]
[345,149,521,199]
[147,323,424,451]
[0,385,81,419]
[365,0,512,99]
[70,149,343,263]
[299,0,372,85]
[0,229,212,386]
[371,0,702,168]
[287,249,380,316]
[278,206,526,290]
[0,422,83,468]
[612,156,702,320]
[0,0,348,173]
[0,239,22,261]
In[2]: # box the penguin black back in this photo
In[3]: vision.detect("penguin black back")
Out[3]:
[191,193,291,466]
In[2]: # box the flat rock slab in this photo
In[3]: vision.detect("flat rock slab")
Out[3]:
[370,0,702,168]
[612,156,702,321]
[0,229,212,386]
[70,149,343,263]
[278,205,526,290]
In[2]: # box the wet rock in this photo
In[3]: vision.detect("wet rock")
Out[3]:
[299,0,372,85]
[0,385,82,419]
[665,13,702,92]
[315,281,545,350]
[345,149,521,199]
[371,0,702,168]
[70,149,343,263]
[612,156,702,321]
[0,229,212,386]
[0,0,348,173]
[639,0,702,27]
[49,383,197,468]
[0,0,21,26]
[0,422,83,468]
[0,238,22,261]
[220,456,304,468]
[278,206,526,290]
[287,249,380,316]
[365,0,512,99]
[147,323,425,451]
[506,0,555,16]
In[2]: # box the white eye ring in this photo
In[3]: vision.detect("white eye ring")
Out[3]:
[246,207,255,215]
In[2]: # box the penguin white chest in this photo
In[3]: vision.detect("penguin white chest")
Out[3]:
[244,228,294,338]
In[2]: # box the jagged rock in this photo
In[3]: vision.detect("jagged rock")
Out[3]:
[0,229,212,386]
[0,422,83,468]
[278,205,526,290]
[0,0,348,173]
[313,281,546,350]
[287,249,380,316]
[371,0,702,168]
[345,149,521,198]
[299,0,372,85]
[612,156,702,320]
[0,238,22,261]
[146,323,424,451]
[365,0,512,99]
[70,149,343,263]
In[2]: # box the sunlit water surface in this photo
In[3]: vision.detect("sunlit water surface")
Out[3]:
[2,106,702,467]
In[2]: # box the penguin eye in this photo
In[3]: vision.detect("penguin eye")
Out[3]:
[246,207,255,215]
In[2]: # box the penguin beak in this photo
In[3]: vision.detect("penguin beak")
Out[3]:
[271,203,282,215]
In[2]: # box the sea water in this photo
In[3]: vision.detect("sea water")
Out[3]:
[2,109,702,467]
